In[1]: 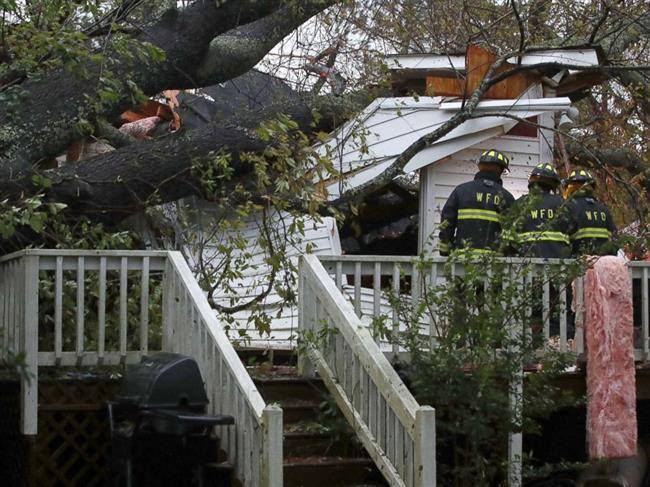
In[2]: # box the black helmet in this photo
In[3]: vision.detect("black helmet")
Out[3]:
[529,163,560,188]
[478,150,509,171]
[564,168,596,187]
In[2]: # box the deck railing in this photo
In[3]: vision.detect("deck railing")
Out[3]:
[629,261,650,360]
[299,254,436,487]
[311,254,650,486]
[0,249,282,487]
[317,255,650,360]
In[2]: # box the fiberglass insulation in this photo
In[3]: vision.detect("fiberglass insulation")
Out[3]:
[584,255,637,459]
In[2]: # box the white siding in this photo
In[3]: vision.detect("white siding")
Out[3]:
[422,134,540,243]
[196,211,342,349]
[319,96,570,199]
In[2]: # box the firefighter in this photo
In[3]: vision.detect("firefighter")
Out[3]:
[438,149,515,255]
[564,169,618,256]
[512,163,571,259]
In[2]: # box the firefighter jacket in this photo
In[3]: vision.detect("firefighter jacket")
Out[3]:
[512,189,571,259]
[566,194,617,256]
[439,171,515,254]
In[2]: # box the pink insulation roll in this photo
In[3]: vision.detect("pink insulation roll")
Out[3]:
[583,256,637,459]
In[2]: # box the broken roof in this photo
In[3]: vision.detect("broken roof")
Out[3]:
[316,94,572,199]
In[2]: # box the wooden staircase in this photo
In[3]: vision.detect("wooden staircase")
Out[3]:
[249,361,388,487]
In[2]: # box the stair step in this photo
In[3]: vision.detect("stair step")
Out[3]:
[238,348,296,366]
[253,374,326,403]
[283,431,363,458]
[246,363,386,486]
[280,400,321,423]
[283,456,385,487]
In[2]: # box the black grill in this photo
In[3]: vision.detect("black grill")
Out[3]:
[108,353,234,487]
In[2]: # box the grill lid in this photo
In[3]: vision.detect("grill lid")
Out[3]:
[116,352,208,409]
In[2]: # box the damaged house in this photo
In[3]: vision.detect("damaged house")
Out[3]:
[157,45,606,349]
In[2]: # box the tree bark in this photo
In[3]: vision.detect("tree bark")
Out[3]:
[566,143,650,193]
[14,87,372,220]
[0,0,333,176]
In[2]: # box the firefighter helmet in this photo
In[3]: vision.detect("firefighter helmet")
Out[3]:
[477,150,509,171]
[528,163,561,188]
[564,168,596,187]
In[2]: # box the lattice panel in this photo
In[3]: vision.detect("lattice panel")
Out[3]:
[31,410,108,486]
[39,379,118,409]
[28,378,119,487]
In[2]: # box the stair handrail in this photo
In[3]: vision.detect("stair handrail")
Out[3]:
[298,254,436,487]
[164,252,283,487]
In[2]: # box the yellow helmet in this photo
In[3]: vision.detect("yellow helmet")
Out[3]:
[478,150,509,170]
[564,169,596,186]
[529,163,560,188]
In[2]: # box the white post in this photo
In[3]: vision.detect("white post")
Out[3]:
[297,259,316,378]
[21,255,39,435]
[162,258,175,352]
[418,164,439,256]
[261,405,283,487]
[415,406,436,487]
[508,272,524,487]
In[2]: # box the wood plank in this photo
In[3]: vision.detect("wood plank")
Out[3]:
[392,263,401,356]
[373,262,382,317]
[54,256,63,363]
[405,435,414,487]
[140,257,150,355]
[414,407,436,487]
[395,418,404,478]
[37,254,167,271]
[98,257,107,362]
[429,263,439,349]
[335,261,343,290]
[362,368,370,424]
[38,351,144,366]
[369,380,377,439]
[354,261,362,316]
[465,44,535,99]
[21,255,39,435]
[387,409,395,471]
[244,407,251,485]
[76,257,85,359]
[426,74,464,97]
[261,405,283,487]
[119,257,128,360]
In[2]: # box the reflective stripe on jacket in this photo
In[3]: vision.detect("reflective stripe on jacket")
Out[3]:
[512,190,571,259]
[566,194,617,256]
[439,171,515,253]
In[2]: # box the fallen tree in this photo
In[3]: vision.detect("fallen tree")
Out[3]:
[1,0,649,236]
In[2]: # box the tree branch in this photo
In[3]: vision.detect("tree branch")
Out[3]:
[0,0,288,175]
[330,52,511,207]
[195,0,337,86]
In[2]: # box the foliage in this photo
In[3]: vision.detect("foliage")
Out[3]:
[0,176,136,253]
[1,344,31,381]
[163,112,340,341]
[373,250,588,486]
